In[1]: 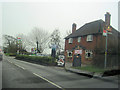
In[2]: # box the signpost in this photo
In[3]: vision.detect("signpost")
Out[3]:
[17,37,22,54]
[103,26,112,68]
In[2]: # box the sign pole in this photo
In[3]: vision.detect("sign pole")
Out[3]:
[104,30,108,68]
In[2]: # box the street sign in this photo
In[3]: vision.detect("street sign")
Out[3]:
[108,32,112,34]
[103,29,107,36]
[106,26,112,32]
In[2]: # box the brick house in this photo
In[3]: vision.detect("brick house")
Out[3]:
[64,12,119,65]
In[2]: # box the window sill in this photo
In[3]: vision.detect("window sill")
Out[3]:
[87,41,93,42]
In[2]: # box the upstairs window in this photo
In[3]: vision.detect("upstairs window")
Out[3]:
[68,38,73,44]
[78,37,81,42]
[87,35,93,42]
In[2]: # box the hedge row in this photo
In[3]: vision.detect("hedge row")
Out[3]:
[15,55,57,66]
[5,53,16,56]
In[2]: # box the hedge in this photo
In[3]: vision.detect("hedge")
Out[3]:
[5,53,16,56]
[15,55,57,66]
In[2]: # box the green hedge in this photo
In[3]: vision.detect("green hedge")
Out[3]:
[15,55,56,66]
[5,53,16,56]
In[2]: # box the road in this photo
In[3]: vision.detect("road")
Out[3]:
[2,56,119,89]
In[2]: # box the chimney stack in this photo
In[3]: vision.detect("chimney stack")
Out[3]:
[105,12,111,27]
[72,23,77,33]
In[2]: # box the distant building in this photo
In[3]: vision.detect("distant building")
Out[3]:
[64,12,120,65]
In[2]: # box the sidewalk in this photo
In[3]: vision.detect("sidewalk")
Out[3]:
[65,62,119,84]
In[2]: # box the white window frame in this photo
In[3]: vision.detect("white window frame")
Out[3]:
[67,51,72,57]
[85,50,93,58]
[78,37,81,42]
[87,35,93,42]
[68,38,73,44]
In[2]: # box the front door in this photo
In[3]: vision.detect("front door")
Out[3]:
[73,54,81,67]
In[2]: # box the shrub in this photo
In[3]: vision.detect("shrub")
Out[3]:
[15,55,56,66]
[5,53,16,56]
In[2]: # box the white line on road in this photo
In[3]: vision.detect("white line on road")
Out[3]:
[7,60,13,64]
[13,59,45,67]
[33,73,63,89]
[14,64,25,70]
[7,60,25,70]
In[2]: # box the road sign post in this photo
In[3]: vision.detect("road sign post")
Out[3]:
[104,26,112,68]
[104,30,108,68]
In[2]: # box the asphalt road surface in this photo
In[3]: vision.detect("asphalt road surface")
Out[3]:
[2,56,119,89]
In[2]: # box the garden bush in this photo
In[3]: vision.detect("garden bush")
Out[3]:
[5,53,16,56]
[15,55,56,66]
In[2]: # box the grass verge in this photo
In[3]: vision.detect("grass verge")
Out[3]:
[72,65,107,74]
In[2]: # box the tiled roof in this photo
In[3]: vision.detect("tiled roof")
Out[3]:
[65,19,119,39]
[65,19,104,39]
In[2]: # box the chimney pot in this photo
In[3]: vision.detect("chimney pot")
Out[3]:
[72,23,77,33]
[105,12,111,27]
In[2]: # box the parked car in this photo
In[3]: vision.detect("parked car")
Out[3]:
[0,49,3,61]
[57,55,65,66]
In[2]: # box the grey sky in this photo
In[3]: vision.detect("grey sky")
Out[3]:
[2,1,118,36]
[0,0,119,50]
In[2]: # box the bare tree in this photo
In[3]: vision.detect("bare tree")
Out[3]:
[3,34,17,53]
[27,27,50,53]
[49,29,62,55]
[66,29,72,36]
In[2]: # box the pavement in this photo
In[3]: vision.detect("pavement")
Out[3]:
[65,62,119,84]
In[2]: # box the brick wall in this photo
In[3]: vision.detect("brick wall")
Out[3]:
[64,34,105,64]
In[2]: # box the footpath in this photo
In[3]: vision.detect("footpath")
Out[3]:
[65,62,119,84]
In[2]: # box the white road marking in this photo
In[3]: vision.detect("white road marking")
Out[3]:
[13,59,45,67]
[7,60,25,70]
[33,73,62,89]
[14,64,25,70]
[7,60,13,64]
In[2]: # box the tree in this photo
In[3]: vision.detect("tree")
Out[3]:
[3,34,27,54]
[28,27,50,53]
[3,35,17,53]
[49,29,62,56]
[66,29,72,36]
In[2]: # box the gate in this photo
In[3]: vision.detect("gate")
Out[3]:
[73,54,81,67]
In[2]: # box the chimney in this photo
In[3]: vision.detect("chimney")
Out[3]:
[72,23,77,33]
[105,12,111,27]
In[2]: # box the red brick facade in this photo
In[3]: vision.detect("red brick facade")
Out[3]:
[64,12,119,65]
[64,34,106,64]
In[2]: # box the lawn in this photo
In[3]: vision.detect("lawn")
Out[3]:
[72,65,107,73]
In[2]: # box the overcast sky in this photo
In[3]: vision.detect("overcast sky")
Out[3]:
[0,0,119,50]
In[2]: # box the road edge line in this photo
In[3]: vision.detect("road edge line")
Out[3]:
[33,73,63,89]
[14,64,25,70]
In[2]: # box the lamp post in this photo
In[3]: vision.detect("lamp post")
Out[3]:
[36,37,38,53]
